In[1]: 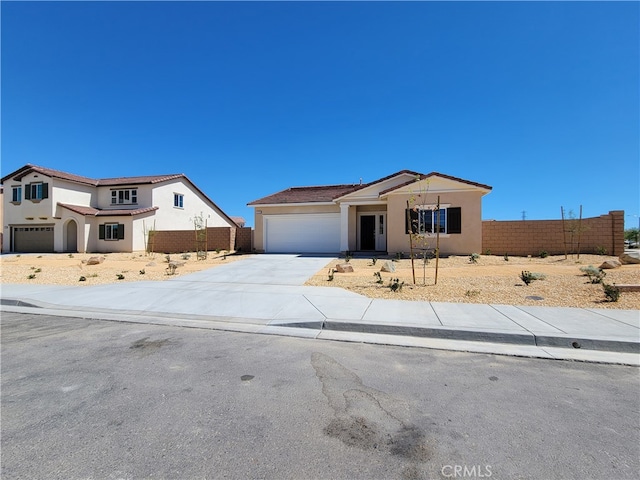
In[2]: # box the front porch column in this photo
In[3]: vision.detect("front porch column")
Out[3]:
[339,203,350,252]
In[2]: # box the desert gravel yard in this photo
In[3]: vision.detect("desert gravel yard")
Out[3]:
[0,251,246,286]
[305,254,640,310]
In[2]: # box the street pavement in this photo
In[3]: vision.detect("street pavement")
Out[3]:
[1,254,638,365]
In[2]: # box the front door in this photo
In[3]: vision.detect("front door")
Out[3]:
[360,215,376,250]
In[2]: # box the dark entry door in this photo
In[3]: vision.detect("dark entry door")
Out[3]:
[360,215,376,250]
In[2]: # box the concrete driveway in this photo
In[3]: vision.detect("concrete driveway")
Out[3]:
[173,254,335,285]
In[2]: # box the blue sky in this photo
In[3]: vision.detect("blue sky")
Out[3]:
[2,1,638,228]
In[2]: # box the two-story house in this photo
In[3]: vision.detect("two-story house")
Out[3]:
[1,164,237,253]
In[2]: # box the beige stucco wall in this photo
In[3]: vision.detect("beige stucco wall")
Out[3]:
[150,180,232,230]
[386,190,485,255]
[252,204,340,252]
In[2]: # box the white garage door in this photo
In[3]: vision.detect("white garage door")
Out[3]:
[264,214,341,253]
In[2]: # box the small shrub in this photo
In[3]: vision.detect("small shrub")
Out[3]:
[68,253,74,258]
[503,253,509,261]
[595,246,608,255]
[539,250,549,258]
[34,268,42,273]
[370,257,378,266]
[27,274,36,280]
[395,252,404,261]
[215,248,221,254]
[469,253,480,264]
[520,271,545,285]
[88,273,98,278]
[373,271,383,284]
[603,283,620,302]
[388,278,404,292]
[166,264,177,275]
[139,269,146,275]
[484,249,491,255]
[344,251,352,263]
[181,252,191,260]
[465,289,481,297]
[164,254,171,263]
[327,268,335,281]
[116,274,125,280]
[37,255,43,258]
[580,265,606,284]
[79,276,86,282]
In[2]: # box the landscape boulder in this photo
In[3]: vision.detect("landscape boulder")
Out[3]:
[86,256,105,265]
[380,260,396,273]
[619,253,640,265]
[599,259,621,269]
[335,263,354,273]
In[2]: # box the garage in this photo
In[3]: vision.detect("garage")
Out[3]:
[13,226,54,253]
[263,214,340,253]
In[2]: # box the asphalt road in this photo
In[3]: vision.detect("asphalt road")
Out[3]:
[1,312,638,480]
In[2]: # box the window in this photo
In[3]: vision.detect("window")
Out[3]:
[174,193,184,208]
[99,223,125,241]
[111,189,137,205]
[406,207,462,235]
[24,182,48,201]
[419,209,447,234]
[11,186,21,203]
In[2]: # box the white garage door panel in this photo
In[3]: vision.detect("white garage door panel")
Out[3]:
[265,214,340,253]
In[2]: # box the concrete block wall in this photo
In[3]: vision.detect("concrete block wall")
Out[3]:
[149,226,253,254]
[482,211,625,257]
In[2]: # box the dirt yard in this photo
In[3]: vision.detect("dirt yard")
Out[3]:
[1,251,638,310]
[305,254,640,310]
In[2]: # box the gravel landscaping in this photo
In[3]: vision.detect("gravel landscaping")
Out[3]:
[0,251,245,286]
[305,254,640,310]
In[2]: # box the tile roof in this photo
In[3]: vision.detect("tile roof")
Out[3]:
[3,164,98,186]
[248,169,491,206]
[378,172,492,195]
[248,184,364,205]
[58,203,159,217]
[1,164,184,187]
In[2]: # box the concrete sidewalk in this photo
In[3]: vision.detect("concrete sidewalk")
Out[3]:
[1,254,638,365]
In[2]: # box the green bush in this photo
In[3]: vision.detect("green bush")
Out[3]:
[388,278,404,292]
[603,283,620,302]
[539,250,549,258]
[520,271,546,285]
[580,265,606,284]
[469,253,480,264]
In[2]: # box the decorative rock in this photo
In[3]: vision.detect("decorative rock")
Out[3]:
[86,256,105,265]
[380,260,396,273]
[599,260,621,269]
[619,253,640,265]
[335,263,354,273]
[146,262,157,267]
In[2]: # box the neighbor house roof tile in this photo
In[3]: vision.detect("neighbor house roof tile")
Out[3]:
[58,203,159,216]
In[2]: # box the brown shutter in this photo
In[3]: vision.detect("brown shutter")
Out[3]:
[41,183,49,199]
[25,184,31,200]
[99,224,105,240]
[117,224,125,240]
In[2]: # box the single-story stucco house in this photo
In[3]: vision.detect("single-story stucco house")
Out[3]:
[248,170,492,255]
[1,164,237,253]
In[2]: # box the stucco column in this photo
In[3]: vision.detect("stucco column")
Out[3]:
[340,203,350,252]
